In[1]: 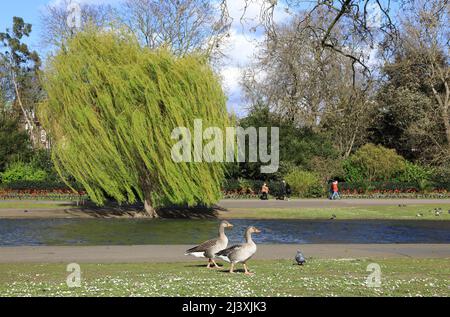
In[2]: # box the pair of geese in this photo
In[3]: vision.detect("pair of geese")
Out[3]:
[185,220,260,275]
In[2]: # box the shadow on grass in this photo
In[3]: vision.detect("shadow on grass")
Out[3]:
[218,269,246,274]
[65,201,227,219]
[184,264,209,268]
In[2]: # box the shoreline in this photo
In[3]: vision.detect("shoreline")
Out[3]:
[0,244,449,263]
[1,199,450,220]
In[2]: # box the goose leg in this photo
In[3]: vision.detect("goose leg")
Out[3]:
[207,258,212,269]
[243,263,254,275]
[211,259,221,268]
[229,263,235,273]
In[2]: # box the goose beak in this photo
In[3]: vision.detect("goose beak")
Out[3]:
[254,228,261,233]
[227,224,234,228]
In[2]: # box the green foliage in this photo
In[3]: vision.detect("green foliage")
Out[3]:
[398,161,433,183]
[39,30,228,209]
[431,164,450,190]
[370,49,444,162]
[28,149,60,181]
[230,104,337,180]
[285,168,324,198]
[306,156,344,182]
[339,181,422,192]
[0,161,47,184]
[0,17,42,117]
[344,144,406,182]
[0,114,31,171]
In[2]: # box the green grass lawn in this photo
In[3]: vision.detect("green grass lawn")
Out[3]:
[1,200,450,220]
[223,205,450,220]
[0,258,448,297]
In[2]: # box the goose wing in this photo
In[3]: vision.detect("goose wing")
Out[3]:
[216,244,242,257]
[185,238,219,254]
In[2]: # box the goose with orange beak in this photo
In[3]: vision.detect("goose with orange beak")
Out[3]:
[217,226,261,275]
[185,220,234,268]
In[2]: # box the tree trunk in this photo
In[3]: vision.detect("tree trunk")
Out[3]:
[139,177,159,218]
[442,107,450,146]
[144,197,158,218]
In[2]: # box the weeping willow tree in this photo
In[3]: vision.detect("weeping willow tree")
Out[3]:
[39,30,229,218]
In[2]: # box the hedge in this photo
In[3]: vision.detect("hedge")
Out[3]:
[222,179,285,198]
[0,180,84,191]
[1,179,450,201]
[0,180,87,201]
[223,179,450,199]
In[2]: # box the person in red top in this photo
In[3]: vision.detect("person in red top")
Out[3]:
[331,180,340,200]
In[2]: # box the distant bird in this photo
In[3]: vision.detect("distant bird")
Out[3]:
[295,250,306,265]
[24,210,28,213]
[217,226,261,275]
[433,208,442,216]
[398,204,407,207]
[416,213,423,217]
[185,220,233,269]
[330,214,337,220]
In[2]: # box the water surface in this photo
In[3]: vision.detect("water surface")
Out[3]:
[0,218,449,246]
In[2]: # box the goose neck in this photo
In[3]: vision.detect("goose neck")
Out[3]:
[218,225,226,238]
[245,231,253,243]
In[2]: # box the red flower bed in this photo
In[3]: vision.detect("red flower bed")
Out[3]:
[0,188,88,201]
[341,188,450,199]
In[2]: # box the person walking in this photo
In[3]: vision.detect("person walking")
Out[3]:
[285,182,291,201]
[260,183,269,200]
[279,180,287,200]
[331,180,340,200]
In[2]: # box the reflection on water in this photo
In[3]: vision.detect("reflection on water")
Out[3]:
[0,218,449,246]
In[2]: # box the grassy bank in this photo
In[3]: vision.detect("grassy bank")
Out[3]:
[0,258,448,297]
[1,200,450,220]
[0,201,74,210]
[221,205,450,220]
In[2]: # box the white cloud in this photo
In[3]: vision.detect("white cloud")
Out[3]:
[219,0,292,116]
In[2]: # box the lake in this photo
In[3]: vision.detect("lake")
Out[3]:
[0,218,449,246]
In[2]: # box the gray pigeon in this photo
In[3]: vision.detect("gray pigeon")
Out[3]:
[295,250,306,265]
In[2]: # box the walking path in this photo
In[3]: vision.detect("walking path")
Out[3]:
[1,199,450,219]
[0,244,448,263]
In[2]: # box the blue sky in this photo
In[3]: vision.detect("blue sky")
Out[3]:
[0,0,49,50]
[1,1,397,116]
[1,0,283,116]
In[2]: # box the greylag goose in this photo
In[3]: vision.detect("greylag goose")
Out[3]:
[185,220,233,268]
[216,226,261,275]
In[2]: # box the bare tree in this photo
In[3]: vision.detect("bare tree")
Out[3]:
[322,87,377,157]
[220,0,398,81]
[40,0,117,49]
[121,0,230,57]
[400,0,449,158]
[243,10,376,156]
